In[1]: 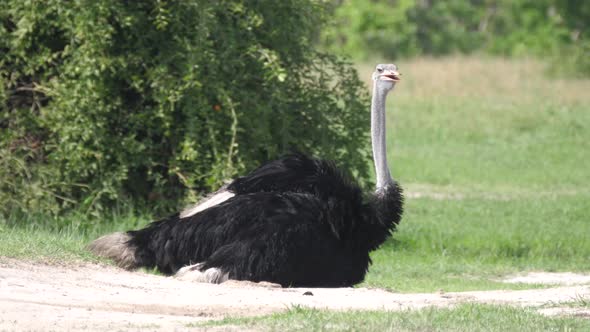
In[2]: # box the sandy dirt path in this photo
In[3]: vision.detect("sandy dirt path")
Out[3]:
[1,259,589,331]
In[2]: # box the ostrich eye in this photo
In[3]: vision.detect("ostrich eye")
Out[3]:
[377,67,383,73]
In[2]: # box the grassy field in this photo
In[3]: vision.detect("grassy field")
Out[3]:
[198,304,590,332]
[356,56,590,292]
[2,56,589,330]
[0,211,146,264]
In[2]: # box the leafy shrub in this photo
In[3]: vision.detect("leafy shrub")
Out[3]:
[0,1,371,218]
[322,0,589,76]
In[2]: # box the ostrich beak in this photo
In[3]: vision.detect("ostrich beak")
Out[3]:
[380,70,401,82]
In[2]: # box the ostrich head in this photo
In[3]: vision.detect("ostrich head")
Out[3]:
[371,64,401,92]
[370,63,401,190]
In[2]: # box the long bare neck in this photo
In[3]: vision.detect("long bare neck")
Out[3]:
[371,82,393,190]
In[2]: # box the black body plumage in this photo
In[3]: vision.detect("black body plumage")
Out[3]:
[122,153,403,287]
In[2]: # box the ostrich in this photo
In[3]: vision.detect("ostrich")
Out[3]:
[89,64,403,287]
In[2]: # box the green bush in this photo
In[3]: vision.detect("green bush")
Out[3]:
[322,0,589,76]
[0,1,371,218]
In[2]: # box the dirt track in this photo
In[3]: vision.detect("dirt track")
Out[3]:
[1,259,589,331]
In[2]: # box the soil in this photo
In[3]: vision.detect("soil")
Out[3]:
[1,258,589,331]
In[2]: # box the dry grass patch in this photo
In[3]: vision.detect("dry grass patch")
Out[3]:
[359,56,590,104]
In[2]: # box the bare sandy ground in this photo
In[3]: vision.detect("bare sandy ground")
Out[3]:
[502,272,590,286]
[1,259,589,331]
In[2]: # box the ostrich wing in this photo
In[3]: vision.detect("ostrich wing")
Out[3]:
[182,153,358,218]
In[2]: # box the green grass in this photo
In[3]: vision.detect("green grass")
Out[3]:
[197,304,590,331]
[0,226,100,263]
[356,56,590,292]
[0,211,149,263]
[542,295,590,310]
[568,296,590,309]
[363,196,590,292]
[391,97,590,191]
[2,57,589,295]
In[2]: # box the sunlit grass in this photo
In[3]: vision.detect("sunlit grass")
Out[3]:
[198,304,590,332]
[360,57,590,191]
[356,56,590,292]
[0,211,150,263]
[542,295,590,309]
[359,56,590,104]
[364,196,590,292]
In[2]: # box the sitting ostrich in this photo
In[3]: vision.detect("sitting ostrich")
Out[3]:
[89,64,404,287]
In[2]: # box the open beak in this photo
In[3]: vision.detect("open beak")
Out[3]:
[380,70,401,82]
